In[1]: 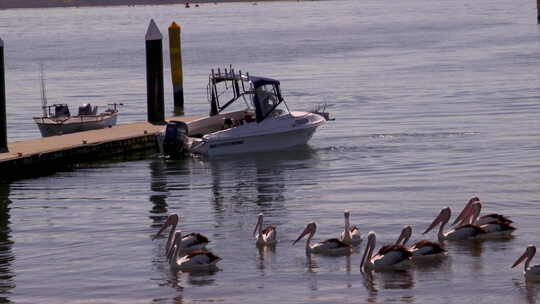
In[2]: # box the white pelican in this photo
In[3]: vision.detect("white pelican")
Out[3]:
[293,222,352,255]
[423,207,485,240]
[340,210,362,246]
[360,231,412,272]
[169,231,221,271]
[395,225,447,259]
[453,196,513,226]
[463,201,515,238]
[253,213,277,246]
[512,245,540,281]
[153,214,209,256]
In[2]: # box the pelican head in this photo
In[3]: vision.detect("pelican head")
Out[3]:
[344,210,350,218]
[293,222,317,245]
[512,245,536,269]
[423,207,451,234]
[452,196,481,225]
[153,214,179,240]
[456,201,482,226]
[396,225,412,246]
[467,201,482,224]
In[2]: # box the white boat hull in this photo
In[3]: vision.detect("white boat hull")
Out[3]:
[191,126,317,156]
[189,111,325,156]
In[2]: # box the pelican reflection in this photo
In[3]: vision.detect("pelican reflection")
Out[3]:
[361,271,379,301]
[184,270,219,286]
[379,269,415,290]
[256,244,277,271]
[513,278,540,304]
[361,267,415,291]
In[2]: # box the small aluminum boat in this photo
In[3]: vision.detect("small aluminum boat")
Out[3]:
[32,66,121,137]
[33,103,120,137]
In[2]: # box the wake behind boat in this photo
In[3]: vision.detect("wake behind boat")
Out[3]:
[158,68,330,157]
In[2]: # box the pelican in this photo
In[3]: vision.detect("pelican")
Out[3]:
[360,231,412,272]
[453,196,513,226]
[340,210,362,246]
[512,245,540,281]
[293,222,352,255]
[463,201,515,238]
[395,225,447,259]
[169,231,221,271]
[423,207,485,240]
[253,213,277,246]
[153,214,209,256]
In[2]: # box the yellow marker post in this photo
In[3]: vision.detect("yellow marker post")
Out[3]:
[168,22,184,114]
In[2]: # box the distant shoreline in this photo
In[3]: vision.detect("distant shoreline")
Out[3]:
[0,0,300,10]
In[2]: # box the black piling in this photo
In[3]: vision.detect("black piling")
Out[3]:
[0,38,8,153]
[538,0,540,24]
[145,20,165,124]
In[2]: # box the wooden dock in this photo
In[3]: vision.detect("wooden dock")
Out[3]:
[0,115,200,180]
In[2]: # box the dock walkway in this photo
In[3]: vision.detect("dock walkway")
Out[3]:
[0,115,200,179]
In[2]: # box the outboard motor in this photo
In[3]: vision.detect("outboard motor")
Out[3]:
[162,121,189,158]
[54,104,70,118]
[78,103,93,116]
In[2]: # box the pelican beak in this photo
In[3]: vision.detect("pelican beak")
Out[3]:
[360,244,368,272]
[468,202,482,225]
[293,226,311,245]
[153,221,170,240]
[396,226,412,246]
[512,250,528,268]
[360,233,375,273]
[452,198,476,225]
[153,215,178,240]
[166,244,175,261]
[452,207,469,225]
[423,210,445,234]
[165,233,178,259]
[253,215,262,238]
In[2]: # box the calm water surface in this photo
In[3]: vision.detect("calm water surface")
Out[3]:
[0,0,540,303]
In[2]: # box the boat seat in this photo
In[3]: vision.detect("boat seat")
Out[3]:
[54,105,70,118]
[78,104,94,116]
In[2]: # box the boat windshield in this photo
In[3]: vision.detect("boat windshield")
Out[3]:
[253,84,288,122]
[207,69,288,122]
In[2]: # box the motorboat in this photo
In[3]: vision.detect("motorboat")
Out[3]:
[158,68,330,157]
[32,65,121,137]
[33,103,121,137]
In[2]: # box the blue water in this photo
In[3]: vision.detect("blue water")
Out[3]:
[1,0,540,303]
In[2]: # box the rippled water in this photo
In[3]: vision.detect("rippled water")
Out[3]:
[1,0,540,302]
